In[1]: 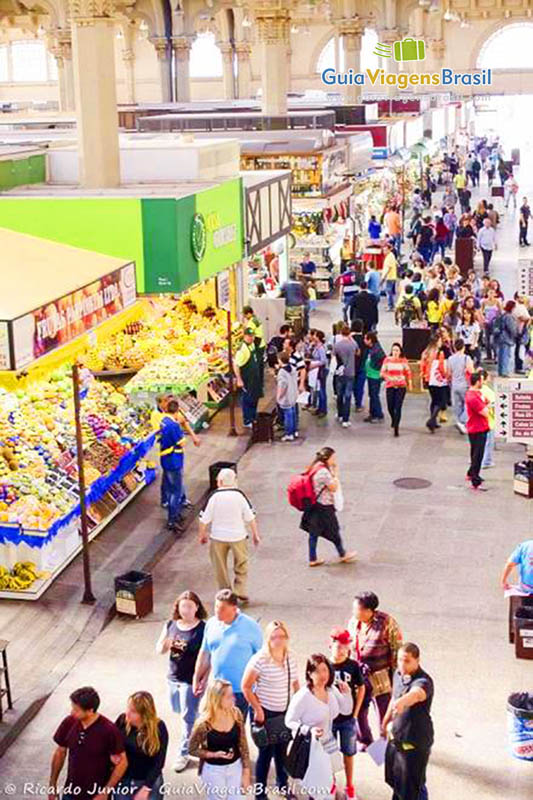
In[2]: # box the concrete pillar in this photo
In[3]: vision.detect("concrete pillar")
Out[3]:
[219,42,235,100]
[255,5,290,117]
[380,28,400,97]
[122,48,135,103]
[69,0,120,188]
[48,30,75,111]
[340,22,364,103]
[428,38,445,73]
[172,36,191,102]
[235,42,252,99]
[151,37,172,102]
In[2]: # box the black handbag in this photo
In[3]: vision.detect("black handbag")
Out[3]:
[284,726,312,779]
[251,657,292,748]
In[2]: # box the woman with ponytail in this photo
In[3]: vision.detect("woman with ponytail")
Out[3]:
[300,447,357,567]
[115,691,168,798]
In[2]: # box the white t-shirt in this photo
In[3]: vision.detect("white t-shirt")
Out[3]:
[247,651,298,712]
[199,488,255,542]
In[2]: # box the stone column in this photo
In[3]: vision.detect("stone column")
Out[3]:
[69,0,120,188]
[235,42,252,99]
[255,5,290,117]
[48,30,75,111]
[172,36,191,102]
[339,21,364,103]
[122,48,135,103]
[219,42,235,100]
[151,37,172,102]
[380,28,400,98]
[427,38,445,74]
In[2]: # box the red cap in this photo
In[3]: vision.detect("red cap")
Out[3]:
[330,627,351,646]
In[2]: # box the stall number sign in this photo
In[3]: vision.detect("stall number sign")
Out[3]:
[496,379,533,443]
[518,259,533,297]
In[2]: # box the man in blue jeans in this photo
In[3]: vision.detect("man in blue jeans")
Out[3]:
[363,332,385,423]
[192,589,263,720]
[159,400,199,533]
[334,324,359,428]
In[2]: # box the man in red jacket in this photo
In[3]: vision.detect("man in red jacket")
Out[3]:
[465,372,490,491]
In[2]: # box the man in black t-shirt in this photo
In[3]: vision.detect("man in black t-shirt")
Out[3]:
[383,643,434,800]
[519,197,531,247]
[329,627,366,800]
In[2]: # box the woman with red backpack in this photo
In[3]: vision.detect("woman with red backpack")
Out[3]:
[298,447,357,568]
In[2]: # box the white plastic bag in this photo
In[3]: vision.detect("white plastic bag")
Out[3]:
[301,735,333,797]
[308,368,319,390]
[333,480,344,513]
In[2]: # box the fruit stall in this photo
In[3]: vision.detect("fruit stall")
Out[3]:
[0,230,154,599]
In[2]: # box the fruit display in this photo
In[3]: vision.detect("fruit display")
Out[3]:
[126,355,209,398]
[83,297,233,376]
[0,561,49,591]
[0,367,153,532]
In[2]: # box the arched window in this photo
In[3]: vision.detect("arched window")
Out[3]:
[316,29,379,74]
[189,32,223,78]
[0,40,58,83]
[478,23,533,69]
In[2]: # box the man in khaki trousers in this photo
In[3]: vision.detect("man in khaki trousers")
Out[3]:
[198,468,260,605]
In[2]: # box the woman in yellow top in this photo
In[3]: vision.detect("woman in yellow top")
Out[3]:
[426,288,444,331]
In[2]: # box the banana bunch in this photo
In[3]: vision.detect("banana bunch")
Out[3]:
[0,561,47,591]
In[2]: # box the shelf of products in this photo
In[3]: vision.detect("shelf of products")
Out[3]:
[0,367,155,599]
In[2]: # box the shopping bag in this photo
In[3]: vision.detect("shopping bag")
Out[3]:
[393,38,425,62]
[333,481,344,513]
[297,391,311,406]
[301,735,333,797]
[308,368,319,390]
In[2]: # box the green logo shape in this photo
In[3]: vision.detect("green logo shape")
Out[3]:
[393,38,425,62]
[374,43,392,58]
[191,212,207,262]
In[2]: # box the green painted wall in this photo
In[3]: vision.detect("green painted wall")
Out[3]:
[0,197,146,290]
[195,178,244,281]
[0,154,46,190]
[142,197,199,294]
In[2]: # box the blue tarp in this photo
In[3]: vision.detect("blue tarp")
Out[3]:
[0,433,155,548]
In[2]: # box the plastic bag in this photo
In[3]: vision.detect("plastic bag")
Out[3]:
[334,481,344,513]
[301,735,333,797]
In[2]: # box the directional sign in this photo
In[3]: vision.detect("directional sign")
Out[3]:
[518,259,533,297]
[496,379,533,443]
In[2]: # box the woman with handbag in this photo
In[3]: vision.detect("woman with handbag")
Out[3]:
[189,679,251,799]
[348,591,403,748]
[242,620,300,799]
[300,447,357,568]
[285,653,353,797]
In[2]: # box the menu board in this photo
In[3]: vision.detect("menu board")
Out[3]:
[496,379,533,443]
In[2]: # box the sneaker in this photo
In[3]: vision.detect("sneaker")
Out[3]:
[309,560,325,567]
[345,786,356,800]
[471,484,488,492]
[439,411,448,423]
[173,756,189,772]
[456,423,467,435]
[243,422,253,428]
[182,499,193,508]
[481,463,495,469]
[342,421,351,428]
[281,435,295,442]
[294,431,299,438]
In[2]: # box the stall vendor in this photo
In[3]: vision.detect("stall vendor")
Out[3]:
[300,252,317,275]
[243,305,266,383]
[154,395,198,512]
[234,328,264,429]
[159,400,200,534]
[501,539,533,595]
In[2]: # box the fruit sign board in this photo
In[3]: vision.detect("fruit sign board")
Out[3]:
[496,379,533,443]
[8,263,136,370]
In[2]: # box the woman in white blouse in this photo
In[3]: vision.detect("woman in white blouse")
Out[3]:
[242,621,300,799]
[285,653,353,795]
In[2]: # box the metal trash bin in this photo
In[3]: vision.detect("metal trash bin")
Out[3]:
[209,461,237,492]
[507,693,533,760]
[514,606,533,660]
[115,570,153,618]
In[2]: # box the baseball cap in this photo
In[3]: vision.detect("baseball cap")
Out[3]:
[243,327,255,336]
[330,627,351,646]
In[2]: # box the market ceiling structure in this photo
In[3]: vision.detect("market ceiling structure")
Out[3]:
[0,0,531,188]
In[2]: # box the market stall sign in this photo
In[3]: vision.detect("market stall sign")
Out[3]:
[496,379,533,443]
[191,213,207,262]
[9,262,136,370]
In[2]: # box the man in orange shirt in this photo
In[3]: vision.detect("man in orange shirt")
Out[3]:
[384,206,402,255]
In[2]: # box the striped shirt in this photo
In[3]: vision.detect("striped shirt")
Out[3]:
[289,352,306,374]
[380,357,411,389]
[247,651,298,712]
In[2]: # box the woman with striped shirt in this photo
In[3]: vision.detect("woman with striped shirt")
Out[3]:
[241,621,300,800]
[380,344,412,437]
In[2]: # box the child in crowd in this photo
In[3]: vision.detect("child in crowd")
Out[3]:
[329,628,366,800]
[276,351,299,442]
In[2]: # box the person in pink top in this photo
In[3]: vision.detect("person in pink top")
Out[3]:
[380,344,412,437]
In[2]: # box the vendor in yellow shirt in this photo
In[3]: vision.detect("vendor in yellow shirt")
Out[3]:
[382,243,398,312]
[480,369,496,469]
[453,170,466,190]
[235,328,263,428]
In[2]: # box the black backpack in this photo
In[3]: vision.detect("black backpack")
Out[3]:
[400,296,419,327]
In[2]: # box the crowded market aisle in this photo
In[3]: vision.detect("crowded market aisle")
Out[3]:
[1,183,532,800]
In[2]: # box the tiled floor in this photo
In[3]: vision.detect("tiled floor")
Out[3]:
[1,172,532,799]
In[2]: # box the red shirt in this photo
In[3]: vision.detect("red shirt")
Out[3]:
[465,388,489,434]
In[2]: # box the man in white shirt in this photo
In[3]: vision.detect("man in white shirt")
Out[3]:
[476,218,496,274]
[198,468,260,605]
